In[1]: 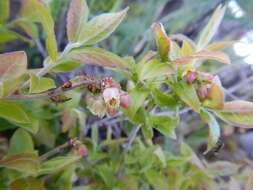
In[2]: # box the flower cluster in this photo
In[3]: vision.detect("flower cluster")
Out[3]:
[183,69,220,100]
[86,77,131,117]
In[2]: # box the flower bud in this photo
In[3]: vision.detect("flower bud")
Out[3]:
[196,86,209,100]
[103,88,120,109]
[86,95,107,118]
[183,70,197,83]
[120,90,131,109]
[79,145,88,157]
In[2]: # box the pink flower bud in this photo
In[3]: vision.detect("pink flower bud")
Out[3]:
[183,70,197,83]
[103,88,120,109]
[120,90,131,109]
[196,86,208,100]
[79,145,88,157]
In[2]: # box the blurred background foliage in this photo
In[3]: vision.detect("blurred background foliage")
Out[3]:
[1,0,253,189]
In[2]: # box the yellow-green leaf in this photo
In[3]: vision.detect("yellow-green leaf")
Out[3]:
[214,100,253,128]
[67,0,89,42]
[200,109,220,152]
[78,7,128,45]
[0,100,30,123]
[151,23,172,61]
[8,128,34,155]
[29,73,55,94]
[0,153,39,175]
[170,81,200,112]
[197,5,226,50]
[203,79,225,110]
[0,0,9,24]
[137,59,175,81]
[20,0,58,61]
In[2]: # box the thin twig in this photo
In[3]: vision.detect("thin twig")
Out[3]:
[39,141,70,161]
[3,80,100,101]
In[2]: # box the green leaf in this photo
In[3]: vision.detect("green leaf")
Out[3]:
[12,115,39,134]
[123,87,149,119]
[137,59,175,81]
[151,23,172,61]
[197,5,226,50]
[0,153,39,175]
[8,129,34,155]
[29,73,55,94]
[14,19,39,38]
[200,109,220,152]
[77,7,128,45]
[145,168,169,190]
[0,0,9,24]
[67,0,89,42]
[214,100,253,128]
[170,80,200,112]
[0,100,30,124]
[20,0,58,61]
[10,177,45,190]
[57,47,128,71]
[152,88,178,109]
[149,115,179,139]
[0,29,18,43]
[39,156,80,175]
[0,51,27,97]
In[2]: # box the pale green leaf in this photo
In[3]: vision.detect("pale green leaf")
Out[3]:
[0,100,30,124]
[200,109,220,152]
[78,8,128,45]
[20,0,58,60]
[67,0,89,42]
[29,73,55,94]
[197,5,226,50]
[214,100,253,128]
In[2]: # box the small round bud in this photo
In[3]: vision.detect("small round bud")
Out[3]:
[183,70,197,83]
[120,91,131,109]
[196,86,209,100]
